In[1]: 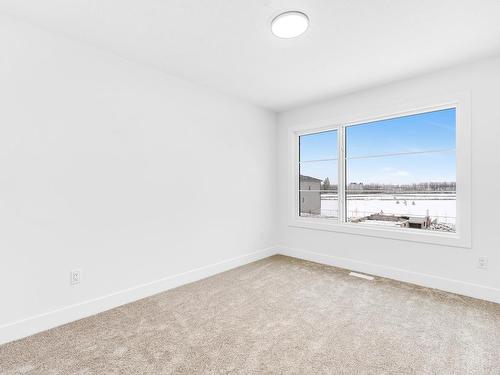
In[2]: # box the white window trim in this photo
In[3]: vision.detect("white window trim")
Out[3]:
[288,92,471,248]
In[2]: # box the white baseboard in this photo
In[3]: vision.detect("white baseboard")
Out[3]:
[3,245,497,346]
[277,246,500,304]
[0,246,278,345]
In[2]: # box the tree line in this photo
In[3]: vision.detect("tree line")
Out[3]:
[321,178,456,192]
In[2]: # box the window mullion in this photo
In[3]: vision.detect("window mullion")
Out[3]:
[338,125,346,223]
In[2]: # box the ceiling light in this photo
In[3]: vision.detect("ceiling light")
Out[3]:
[271,11,309,39]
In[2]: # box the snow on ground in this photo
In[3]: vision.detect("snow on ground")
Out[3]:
[320,193,456,225]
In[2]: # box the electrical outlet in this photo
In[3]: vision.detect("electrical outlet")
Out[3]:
[70,269,82,285]
[477,257,488,270]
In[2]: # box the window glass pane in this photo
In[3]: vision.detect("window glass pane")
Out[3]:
[300,160,338,218]
[346,108,456,233]
[300,130,338,161]
[346,108,455,158]
[346,149,456,232]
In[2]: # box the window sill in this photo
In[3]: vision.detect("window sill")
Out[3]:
[289,217,471,248]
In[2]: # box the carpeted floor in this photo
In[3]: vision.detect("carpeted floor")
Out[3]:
[1,255,499,374]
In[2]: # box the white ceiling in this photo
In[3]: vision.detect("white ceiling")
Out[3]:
[2,0,500,111]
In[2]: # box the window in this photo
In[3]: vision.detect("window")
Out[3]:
[345,108,456,232]
[291,98,471,247]
[299,130,338,219]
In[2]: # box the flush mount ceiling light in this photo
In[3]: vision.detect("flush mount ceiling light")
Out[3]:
[271,11,309,38]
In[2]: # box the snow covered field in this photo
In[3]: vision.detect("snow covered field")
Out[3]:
[320,193,456,225]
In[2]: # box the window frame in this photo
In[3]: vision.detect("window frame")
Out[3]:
[288,92,471,248]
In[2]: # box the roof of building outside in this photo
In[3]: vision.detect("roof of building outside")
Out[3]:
[299,175,322,182]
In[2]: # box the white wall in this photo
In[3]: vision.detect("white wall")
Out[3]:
[0,17,277,343]
[277,56,500,303]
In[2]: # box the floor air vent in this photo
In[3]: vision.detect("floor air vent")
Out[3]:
[349,271,374,281]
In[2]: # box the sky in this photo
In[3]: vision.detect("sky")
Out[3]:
[299,108,456,185]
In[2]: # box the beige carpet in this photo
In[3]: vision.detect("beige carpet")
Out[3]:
[1,255,499,374]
